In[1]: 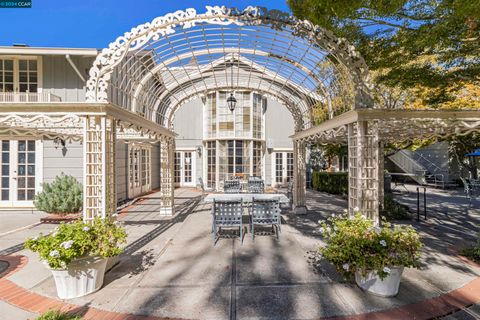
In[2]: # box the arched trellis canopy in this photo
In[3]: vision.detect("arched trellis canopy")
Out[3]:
[85,5,374,131]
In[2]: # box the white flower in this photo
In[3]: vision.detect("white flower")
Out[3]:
[32,236,38,241]
[317,220,322,224]
[60,240,74,249]
[353,207,360,212]
[82,226,90,232]
[343,209,348,214]
[319,227,325,234]
[383,267,391,274]
[326,227,331,233]
[49,250,60,258]
[331,213,336,218]
[342,263,350,271]
[379,240,387,247]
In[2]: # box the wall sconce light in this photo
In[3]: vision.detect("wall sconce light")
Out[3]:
[53,137,66,149]
[196,145,202,156]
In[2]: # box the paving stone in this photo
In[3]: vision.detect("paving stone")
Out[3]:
[0,300,36,320]
[114,286,230,319]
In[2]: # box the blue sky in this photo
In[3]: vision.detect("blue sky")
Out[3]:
[0,0,290,48]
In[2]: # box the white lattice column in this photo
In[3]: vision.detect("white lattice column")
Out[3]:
[83,115,116,222]
[347,123,358,218]
[293,140,307,214]
[349,121,380,225]
[378,141,385,211]
[159,137,175,216]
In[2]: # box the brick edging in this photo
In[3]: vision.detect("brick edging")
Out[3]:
[1,252,480,320]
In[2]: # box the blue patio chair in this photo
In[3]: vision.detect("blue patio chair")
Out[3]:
[461,177,476,205]
[250,198,281,240]
[212,199,243,245]
[198,177,214,196]
[286,180,294,199]
[224,179,241,193]
[248,178,265,193]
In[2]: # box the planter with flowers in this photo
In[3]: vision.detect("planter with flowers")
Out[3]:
[25,217,127,299]
[319,210,422,297]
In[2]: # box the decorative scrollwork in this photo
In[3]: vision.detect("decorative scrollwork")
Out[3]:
[0,114,83,130]
[85,5,374,126]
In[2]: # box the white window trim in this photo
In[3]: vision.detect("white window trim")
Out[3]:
[0,55,43,93]
[0,138,43,208]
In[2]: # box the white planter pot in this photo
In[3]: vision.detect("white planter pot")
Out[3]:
[105,256,119,272]
[355,267,404,297]
[46,256,107,299]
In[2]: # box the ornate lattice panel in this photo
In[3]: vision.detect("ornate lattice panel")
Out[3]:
[348,121,380,225]
[159,137,175,216]
[293,140,307,213]
[347,124,358,215]
[83,116,116,221]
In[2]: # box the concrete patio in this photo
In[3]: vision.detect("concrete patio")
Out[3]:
[0,187,480,319]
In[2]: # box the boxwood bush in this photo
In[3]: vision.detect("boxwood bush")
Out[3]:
[34,173,82,214]
[311,171,348,196]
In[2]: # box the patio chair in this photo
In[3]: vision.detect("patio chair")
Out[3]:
[248,178,265,193]
[198,177,214,196]
[286,180,294,199]
[460,177,475,205]
[224,179,241,193]
[250,198,281,240]
[212,199,244,244]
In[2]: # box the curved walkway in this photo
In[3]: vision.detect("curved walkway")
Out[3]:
[0,188,479,319]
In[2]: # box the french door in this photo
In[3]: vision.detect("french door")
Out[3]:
[128,144,151,198]
[174,151,196,187]
[272,151,294,187]
[0,140,42,207]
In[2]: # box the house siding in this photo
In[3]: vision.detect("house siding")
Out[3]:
[116,141,128,202]
[42,140,83,184]
[172,96,295,187]
[42,55,94,102]
[151,142,160,190]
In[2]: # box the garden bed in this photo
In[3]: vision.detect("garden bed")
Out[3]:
[40,213,81,224]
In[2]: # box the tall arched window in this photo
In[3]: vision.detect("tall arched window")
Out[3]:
[203,91,266,188]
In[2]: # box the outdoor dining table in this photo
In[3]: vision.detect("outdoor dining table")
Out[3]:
[203,193,290,204]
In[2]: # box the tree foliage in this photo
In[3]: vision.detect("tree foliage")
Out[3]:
[288,0,480,90]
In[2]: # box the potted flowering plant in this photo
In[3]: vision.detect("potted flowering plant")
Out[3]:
[319,209,422,297]
[25,217,127,299]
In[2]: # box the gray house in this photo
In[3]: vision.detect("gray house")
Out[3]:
[0,45,295,210]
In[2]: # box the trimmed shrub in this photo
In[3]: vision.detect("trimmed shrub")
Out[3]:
[311,171,348,195]
[34,174,82,214]
[36,310,82,320]
[460,232,480,263]
[381,194,412,220]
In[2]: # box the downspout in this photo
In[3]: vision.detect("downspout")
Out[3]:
[65,54,86,82]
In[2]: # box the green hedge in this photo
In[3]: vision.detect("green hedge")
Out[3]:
[311,171,348,195]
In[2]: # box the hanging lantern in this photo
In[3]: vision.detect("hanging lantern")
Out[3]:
[227,92,237,112]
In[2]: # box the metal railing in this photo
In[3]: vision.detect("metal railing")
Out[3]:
[412,152,444,175]
[0,92,62,103]
[388,150,427,185]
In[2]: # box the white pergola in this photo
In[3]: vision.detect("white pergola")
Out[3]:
[0,103,175,221]
[81,6,374,219]
[292,109,480,223]
[2,6,479,222]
